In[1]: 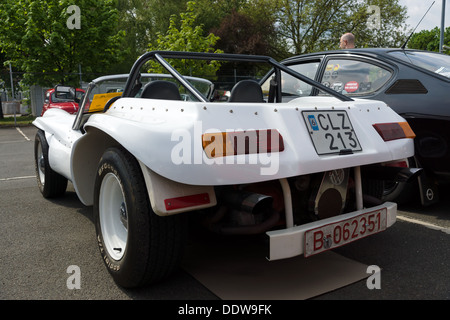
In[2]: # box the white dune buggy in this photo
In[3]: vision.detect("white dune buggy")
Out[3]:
[33,51,419,288]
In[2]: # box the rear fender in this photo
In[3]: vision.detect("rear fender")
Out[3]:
[71,127,217,215]
[138,163,216,216]
[71,127,120,205]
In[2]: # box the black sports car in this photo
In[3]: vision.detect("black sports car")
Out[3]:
[261,48,450,205]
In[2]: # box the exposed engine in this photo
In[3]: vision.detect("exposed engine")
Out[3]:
[200,167,380,235]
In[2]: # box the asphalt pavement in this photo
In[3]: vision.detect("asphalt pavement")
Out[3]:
[1,126,449,302]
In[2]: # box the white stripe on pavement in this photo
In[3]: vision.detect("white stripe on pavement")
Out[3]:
[16,127,31,141]
[0,175,35,181]
[397,214,450,234]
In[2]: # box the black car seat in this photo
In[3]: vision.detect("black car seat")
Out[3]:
[228,80,265,102]
[141,80,182,100]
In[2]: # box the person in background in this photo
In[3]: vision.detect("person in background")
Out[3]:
[340,33,355,49]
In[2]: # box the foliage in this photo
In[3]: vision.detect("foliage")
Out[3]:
[0,0,126,87]
[115,0,189,72]
[147,1,223,76]
[407,27,450,52]
[212,10,275,56]
[275,0,409,54]
[191,0,248,34]
[211,9,281,80]
[0,0,411,89]
[0,115,36,127]
[240,0,291,59]
[353,0,410,49]
[0,52,10,92]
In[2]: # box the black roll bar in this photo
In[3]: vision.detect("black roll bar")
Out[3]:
[122,51,353,102]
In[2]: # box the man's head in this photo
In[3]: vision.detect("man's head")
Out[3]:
[340,33,355,49]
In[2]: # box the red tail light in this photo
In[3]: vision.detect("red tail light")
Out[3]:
[373,122,415,141]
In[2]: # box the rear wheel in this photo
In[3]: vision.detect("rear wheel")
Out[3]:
[381,157,417,204]
[93,147,187,288]
[34,130,68,198]
[381,181,414,204]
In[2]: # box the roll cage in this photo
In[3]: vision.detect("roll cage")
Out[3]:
[73,51,353,131]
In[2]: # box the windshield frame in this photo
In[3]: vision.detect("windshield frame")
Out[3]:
[72,73,215,130]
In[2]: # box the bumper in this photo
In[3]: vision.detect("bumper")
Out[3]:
[266,202,396,260]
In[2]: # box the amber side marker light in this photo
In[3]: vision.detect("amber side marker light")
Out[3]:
[373,122,416,141]
[202,129,285,158]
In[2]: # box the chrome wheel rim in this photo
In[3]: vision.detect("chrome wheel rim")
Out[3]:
[99,172,128,261]
[36,141,45,185]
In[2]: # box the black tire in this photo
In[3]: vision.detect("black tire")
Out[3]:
[380,157,418,204]
[93,147,187,288]
[381,180,415,204]
[34,130,68,198]
[363,179,384,201]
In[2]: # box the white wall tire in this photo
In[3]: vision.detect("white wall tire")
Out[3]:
[98,172,128,261]
[93,147,187,288]
[34,130,68,198]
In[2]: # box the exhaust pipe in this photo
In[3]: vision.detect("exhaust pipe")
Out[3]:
[221,191,273,218]
[205,190,279,235]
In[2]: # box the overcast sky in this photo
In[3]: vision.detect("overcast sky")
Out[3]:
[399,0,450,32]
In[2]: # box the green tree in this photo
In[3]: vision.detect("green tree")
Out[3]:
[351,0,409,49]
[0,52,9,92]
[114,0,154,73]
[240,0,290,59]
[276,0,409,54]
[115,0,285,63]
[408,27,450,51]
[212,10,272,56]
[147,1,223,76]
[116,0,189,62]
[193,0,248,33]
[0,0,126,87]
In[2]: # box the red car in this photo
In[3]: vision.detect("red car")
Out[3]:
[41,88,85,116]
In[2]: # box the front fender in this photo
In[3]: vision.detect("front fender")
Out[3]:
[33,109,81,180]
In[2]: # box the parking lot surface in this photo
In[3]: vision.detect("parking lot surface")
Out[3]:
[1,126,450,301]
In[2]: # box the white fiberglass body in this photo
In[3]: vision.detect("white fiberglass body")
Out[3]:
[32,51,417,288]
[34,96,413,188]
